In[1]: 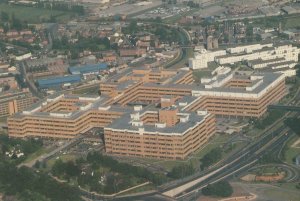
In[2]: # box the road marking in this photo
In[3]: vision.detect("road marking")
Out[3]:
[162,151,249,197]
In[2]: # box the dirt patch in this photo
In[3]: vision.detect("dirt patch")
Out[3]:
[241,174,256,182]
[255,172,285,182]
[291,138,300,148]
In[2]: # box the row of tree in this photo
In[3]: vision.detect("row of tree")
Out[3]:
[153,25,182,45]
[0,134,82,201]
[52,36,111,59]
[0,161,82,201]
[285,117,300,136]
[253,110,286,129]
[35,2,84,15]
[49,152,168,194]
[0,135,43,163]
[86,152,167,185]
[200,147,222,170]
[168,147,223,179]
[168,163,195,179]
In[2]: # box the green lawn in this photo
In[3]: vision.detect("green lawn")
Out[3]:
[193,142,221,159]
[262,187,300,201]
[245,127,263,138]
[0,116,7,123]
[72,86,99,95]
[46,153,77,171]
[254,167,281,175]
[156,160,194,172]
[283,136,300,165]
[192,138,246,161]
[193,70,212,82]
[0,3,76,23]
[23,147,48,163]
[285,15,300,29]
[275,182,300,192]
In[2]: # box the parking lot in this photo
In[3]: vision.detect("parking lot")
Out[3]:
[133,6,192,19]
[95,0,162,17]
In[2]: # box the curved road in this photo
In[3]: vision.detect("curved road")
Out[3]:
[247,164,299,183]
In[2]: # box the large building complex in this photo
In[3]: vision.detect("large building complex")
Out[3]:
[189,43,300,77]
[100,66,286,118]
[8,93,123,138]
[8,65,287,159]
[7,92,215,159]
[105,102,215,160]
[186,68,286,117]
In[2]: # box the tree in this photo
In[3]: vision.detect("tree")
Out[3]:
[246,26,254,42]
[1,11,9,21]
[41,161,47,169]
[254,110,285,129]
[52,159,65,177]
[155,16,162,23]
[168,163,195,179]
[202,181,233,197]
[243,18,249,26]
[193,38,198,45]
[49,15,56,23]
[52,160,80,179]
[255,34,262,42]
[86,152,167,185]
[34,160,41,169]
[104,174,117,194]
[70,49,79,59]
[11,13,24,31]
[0,160,82,201]
[18,190,51,201]
[65,161,80,178]
[224,34,229,43]
[128,20,138,34]
[187,1,199,8]
[200,147,222,169]
[285,117,300,136]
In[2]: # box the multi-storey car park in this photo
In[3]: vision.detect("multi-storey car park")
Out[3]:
[8,64,287,159]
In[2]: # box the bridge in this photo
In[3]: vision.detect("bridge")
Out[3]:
[268,104,300,112]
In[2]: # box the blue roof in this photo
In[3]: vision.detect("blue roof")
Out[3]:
[37,75,81,88]
[69,63,108,75]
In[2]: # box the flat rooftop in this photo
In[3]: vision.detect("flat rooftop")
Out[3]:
[105,103,209,135]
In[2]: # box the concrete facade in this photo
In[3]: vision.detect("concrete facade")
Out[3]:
[0,90,34,117]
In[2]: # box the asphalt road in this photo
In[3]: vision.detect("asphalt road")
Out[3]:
[88,122,295,201]
[175,128,294,201]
